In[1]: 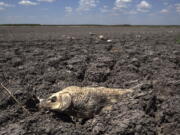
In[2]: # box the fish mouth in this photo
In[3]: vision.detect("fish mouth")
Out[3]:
[38,98,58,111]
[38,98,49,109]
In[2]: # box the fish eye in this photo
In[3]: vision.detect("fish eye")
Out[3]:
[50,96,57,102]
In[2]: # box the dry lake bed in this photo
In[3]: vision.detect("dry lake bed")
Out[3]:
[0,26,180,135]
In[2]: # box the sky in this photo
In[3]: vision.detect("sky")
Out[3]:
[0,0,180,25]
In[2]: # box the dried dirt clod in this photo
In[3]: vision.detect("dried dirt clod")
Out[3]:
[14,90,23,96]
[140,82,153,91]
[11,57,23,67]
[89,32,96,36]
[85,65,110,83]
[48,56,64,67]
[24,95,40,111]
[0,114,10,125]
[92,122,105,134]
[131,58,140,67]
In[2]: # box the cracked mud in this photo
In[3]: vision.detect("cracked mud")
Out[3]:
[0,26,180,135]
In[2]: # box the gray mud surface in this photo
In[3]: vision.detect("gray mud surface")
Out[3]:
[0,26,180,135]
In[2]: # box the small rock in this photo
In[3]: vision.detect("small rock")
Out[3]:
[14,90,23,96]
[173,51,180,55]
[99,35,104,39]
[131,58,140,67]
[107,39,112,43]
[92,123,105,135]
[136,35,141,38]
[89,32,96,36]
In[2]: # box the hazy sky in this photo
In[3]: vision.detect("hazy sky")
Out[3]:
[0,0,180,25]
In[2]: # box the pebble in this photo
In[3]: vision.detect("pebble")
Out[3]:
[99,35,104,39]
[107,39,112,43]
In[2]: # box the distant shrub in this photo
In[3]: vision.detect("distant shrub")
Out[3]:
[0,24,41,26]
[176,35,180,44]
[177,39,180,44]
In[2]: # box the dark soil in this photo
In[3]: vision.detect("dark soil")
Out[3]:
[0,26,180,135]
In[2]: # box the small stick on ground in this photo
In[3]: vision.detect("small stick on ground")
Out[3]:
[1,82,30,114]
